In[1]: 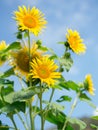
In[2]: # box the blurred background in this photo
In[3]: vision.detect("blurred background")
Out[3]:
[0,0,98,129]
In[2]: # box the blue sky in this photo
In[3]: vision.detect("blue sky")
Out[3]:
[0,0,98,129]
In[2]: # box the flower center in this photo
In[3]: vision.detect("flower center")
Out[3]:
[23,15,37,28]
[37,65,50,79]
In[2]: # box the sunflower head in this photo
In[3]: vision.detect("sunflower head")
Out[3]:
[0,41,8,66]
[14,6,47,36]
[66,29,86,54]
[10,43,42,78]
[30,56,61,86]
[84,74,95,95]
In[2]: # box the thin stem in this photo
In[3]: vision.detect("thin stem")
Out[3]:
[29,100,35,130]
[42,88,55,127]
[27,30,35,130]
[10,116,18,130]
[40,83,44,130]
[15,109,28,130]
[0,126,17,130]
[62,93,79,130]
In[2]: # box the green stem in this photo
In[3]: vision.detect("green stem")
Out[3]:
[43,88,55,127]
[27,30,35,130]
[29,100,35,130]
[15,109,28,130]
[10,116,18,130]
[62,93,79,130]
[40,83,44,130]
[0,125,17,130]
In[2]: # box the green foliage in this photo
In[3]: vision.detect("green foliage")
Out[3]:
[0,5,96,130]
[92,116,98,120]
[63,80,80,92]
[0,67,15,78]
[4,87,39,104]
[90,124,98,129]
[56,95,72,102]
[0,101,25,114]
[80,98,96,109]
[59,52,73,72]
[5,42,21,52]
[45,109,66,125]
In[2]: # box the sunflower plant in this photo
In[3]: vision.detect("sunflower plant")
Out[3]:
[0,5,97,130]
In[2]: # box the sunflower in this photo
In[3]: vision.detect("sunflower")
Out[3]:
[14,6,47,36]
[85,74,95,95]
[30,56,61,86]
[0,41,8,66]
[11,43,42,77]
[66,29,86,54]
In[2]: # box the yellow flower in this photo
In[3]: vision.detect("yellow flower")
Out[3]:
[85,74,95,95]
[66,29,86,54]
[14,6,47,36]
[10,43,42,77]
[30,56,61,86]
[0,41,7,66]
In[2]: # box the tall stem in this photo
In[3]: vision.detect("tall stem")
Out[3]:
[15,109,28,130]
[43,88,55,127]
[27,30,35,130]
[10,116,18,130]
[40,83,44,130]
[62,93,79,130]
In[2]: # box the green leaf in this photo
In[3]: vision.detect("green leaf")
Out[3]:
[0,85,14,97]
[57,95,72,102]
[43,101,65,111]
[5,42,21,52]
[59,52,73,72]
[0,101,25,114]
[46,109,66,125]
[81,98,96,109]
[0,68,15,78]
[55,76,70,90]
[69,118,86,130]
[79,93,91,101]
[4,87,39,104]
[49,54,58,60]
[92,116,98,120]
[0,78,14,88]
[65,124,74,130]
[90,124,98,129]
[64,80,79,92]
[0,85,14,107]
[38,46,48,52]
[0,99,4,109]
